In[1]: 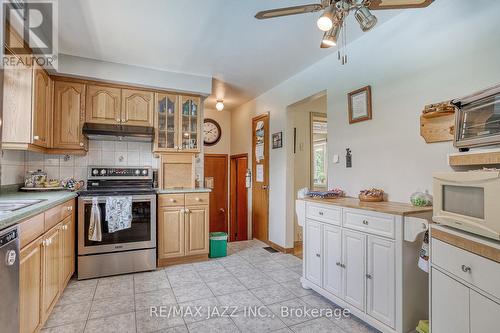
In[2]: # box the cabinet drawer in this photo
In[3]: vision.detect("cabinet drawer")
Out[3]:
[432,238,500,299]
[19,213,44,248]
[343,209,395,239]
[306,203,341,225]
[44,200,74,231]
[159,194,185,207]
[185,193,209,206]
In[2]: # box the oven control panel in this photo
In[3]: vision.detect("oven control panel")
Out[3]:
[89,167,151,179]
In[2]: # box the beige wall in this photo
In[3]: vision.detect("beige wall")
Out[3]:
[289,95,327,242]
[204,108,231,155]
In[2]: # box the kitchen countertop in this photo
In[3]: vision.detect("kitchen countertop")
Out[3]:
[156,188,212,194]
[0,190,78,231]
[302,196,433,216]
[431,224,500,263]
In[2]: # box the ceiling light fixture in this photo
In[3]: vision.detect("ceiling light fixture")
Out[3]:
[215,100,224,111]
[316,5,336,32]
[355,6,377,32]
[320,21,341,48]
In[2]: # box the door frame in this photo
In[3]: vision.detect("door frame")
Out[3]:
[251,113,270,243]
[230,153,249,242]
[204,153,229,233]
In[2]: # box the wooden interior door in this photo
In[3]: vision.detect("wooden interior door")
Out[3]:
[204,154,228,233]
[252,113,270,242]
[230,154,248,242]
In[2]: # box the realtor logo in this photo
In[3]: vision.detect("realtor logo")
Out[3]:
[2,0,58,68]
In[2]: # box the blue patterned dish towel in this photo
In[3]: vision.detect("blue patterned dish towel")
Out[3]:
[105,196,133,233]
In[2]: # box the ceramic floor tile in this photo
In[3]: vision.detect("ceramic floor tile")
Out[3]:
[57,286,95,305]
[197,267,233,282]
[251,260,287,272]
[84,312,136,333]
[250,284,296,305]
[288,265,303,275]
[152,325,189,333]
[332,316,381,333]
[206,277,247,296]
[237,276,278,289]
[273,255,303,268]
[178,297,221,323]
[300,294,342,311]
[187,317,239,333]
[134,271,171,293]
[280,280,314,297]
[163,264,194,275]
[225,265,264,278]
[167,270,203,288]
[192,260,223,271]
[40,321,86,333]
[172,282,214,303]
[267,298,316,326]
[93,279,134,300]
[231,305,286,332]
[97,274,134,285]
[216,290,264,313]
[289,317,345,333]
[66,279,98,290]
[269,328,293,333]
[45,302,92,328]
[264,269,301,283]
[135,309,185,333]
[89,295,135,320]
[135,288,177,311]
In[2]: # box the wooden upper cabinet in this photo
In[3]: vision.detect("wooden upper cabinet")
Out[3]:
[86,84,121,124]
[155,93,179,151]
[53,81,86,150]
[32,67,51,148]
[179,96,201,152]
[122,89,154,126]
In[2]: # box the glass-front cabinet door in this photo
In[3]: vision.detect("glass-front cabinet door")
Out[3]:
[155,93,179,151]
[154,94,201,153]
[180,96,200,152]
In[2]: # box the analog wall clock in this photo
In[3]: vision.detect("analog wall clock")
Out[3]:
[203,118,222,146]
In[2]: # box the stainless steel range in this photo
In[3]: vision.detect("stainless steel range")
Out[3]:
[77,166,156,280]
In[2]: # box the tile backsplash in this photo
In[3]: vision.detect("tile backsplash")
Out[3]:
[1,141,158,186]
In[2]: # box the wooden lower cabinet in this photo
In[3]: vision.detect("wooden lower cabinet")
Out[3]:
[185,206,209,256]
[19,199,76,333]
[158,207,185,259]
[20,238,43,333]
[42,226,62,319]
[157,194,209,266]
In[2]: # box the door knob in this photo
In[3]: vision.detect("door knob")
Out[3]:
[219,208,225,213]
[262,185,269,190]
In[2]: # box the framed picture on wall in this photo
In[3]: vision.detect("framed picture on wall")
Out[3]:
[272,132,283,149]
[348,85,372,124]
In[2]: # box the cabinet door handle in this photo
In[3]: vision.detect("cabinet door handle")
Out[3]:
[336,262,341,266]
[318,211,324,216]
[366,274,372,279]
[67,206,73,211]
[340,263,346,268]
[316,253,320,258]
[461,265,471,273]
[362,220,369,225]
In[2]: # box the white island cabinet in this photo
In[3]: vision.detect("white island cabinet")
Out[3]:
[430,225,500,333]
[300,198,431,333]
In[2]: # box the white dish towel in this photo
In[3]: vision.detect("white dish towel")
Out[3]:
[88,197,102,242]
[106,196,133,233]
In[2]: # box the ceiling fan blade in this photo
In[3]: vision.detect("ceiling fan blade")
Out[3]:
[255,4,324,19]
[368,0,434,10]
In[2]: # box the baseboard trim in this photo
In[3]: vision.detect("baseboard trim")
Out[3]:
[268,240,294,254]
[157,254,208,267]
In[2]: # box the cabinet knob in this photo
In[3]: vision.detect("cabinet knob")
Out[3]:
[79,142,84,147]
[461,265,472,273]
[318,211,324,216]
[336,262,341,266]
[362,220,369,225]
[195,197,201,202]
[116,118,121,122]
[174,146,179,150]
[341,263,346,268]
[170,199,176,203]
[366,274,372,279]
[185,208,191,214]
[316,253,320,258]
[67,206,73,211]
[33,135,40,140]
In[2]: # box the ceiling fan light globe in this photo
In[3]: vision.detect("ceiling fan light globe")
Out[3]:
[317,5,336,31]
[355,7,377,32]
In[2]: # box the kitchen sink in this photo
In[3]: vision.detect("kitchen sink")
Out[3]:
[0,199,46,214]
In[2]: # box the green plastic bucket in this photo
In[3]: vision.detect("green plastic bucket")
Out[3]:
[209,232,228,258]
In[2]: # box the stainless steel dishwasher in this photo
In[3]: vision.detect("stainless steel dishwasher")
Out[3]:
[0,225,20,333]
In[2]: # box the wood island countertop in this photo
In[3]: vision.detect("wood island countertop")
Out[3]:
[302,196,433,216]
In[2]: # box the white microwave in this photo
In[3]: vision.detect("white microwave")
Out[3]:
[433,171,500,240]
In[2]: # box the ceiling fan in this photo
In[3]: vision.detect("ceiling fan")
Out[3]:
[255,0,434,62]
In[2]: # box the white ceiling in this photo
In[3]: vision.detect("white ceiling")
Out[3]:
[58,0,400,109]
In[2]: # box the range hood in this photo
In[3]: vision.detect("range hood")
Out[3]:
[82,123,154,142]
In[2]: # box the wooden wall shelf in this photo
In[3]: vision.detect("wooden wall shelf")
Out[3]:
[448,149,500,166]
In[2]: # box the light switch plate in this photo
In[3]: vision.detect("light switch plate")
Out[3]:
[333,154,339,163]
